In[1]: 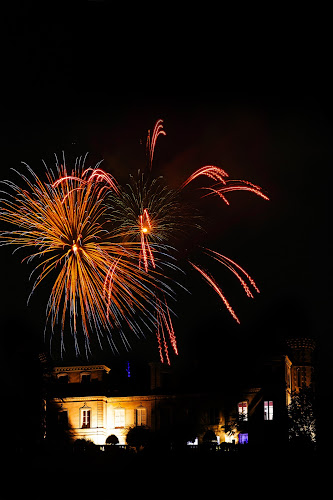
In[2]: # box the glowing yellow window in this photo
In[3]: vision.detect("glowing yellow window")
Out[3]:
[81,409,91,428]
[115,408,125,428]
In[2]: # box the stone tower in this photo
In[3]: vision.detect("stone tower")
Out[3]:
[286,337,316,393]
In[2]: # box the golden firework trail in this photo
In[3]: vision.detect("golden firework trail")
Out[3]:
[0,157,172,356]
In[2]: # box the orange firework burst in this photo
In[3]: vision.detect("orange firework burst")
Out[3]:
[0,157,170,356]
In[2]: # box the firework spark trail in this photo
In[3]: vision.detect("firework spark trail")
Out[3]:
[200,181,269,204]
[83,168,119,195]
[180,165,229,189]
[189,260,241,324]
[155,293,178,364]
[163,296,178,355]
[140,216,149,272]
[157,319,170,365]
[181,166,269,205]
[143,208,152,229]
[147,119,166,170]
[156,319,168,364]
[103,256,121,319]
[155,295,178,365]
[139,209,156,272]
[202,247,260,297]
[53,167,119,197]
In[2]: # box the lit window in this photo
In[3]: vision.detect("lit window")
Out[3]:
[135,407,147,426]
[82,409,91,428]
[238,402,248,421]
[264,401,273,420]
[239,433,248,444]
[115,408,125,428]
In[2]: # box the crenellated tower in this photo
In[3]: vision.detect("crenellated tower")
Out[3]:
[286,337,316,393]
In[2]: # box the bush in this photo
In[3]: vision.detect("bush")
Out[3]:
[73,438,97,453]
[203,430,217,443]
[106,434,119,445]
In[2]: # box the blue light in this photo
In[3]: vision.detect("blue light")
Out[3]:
[126,361,131,378]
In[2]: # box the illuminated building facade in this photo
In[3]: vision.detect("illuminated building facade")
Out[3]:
[50,363,233,446]
[48,338,316,449]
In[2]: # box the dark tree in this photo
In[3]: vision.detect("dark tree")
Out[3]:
[126,426,152,452]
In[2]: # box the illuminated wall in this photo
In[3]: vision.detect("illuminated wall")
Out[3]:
[53,394,191,445]
[53,396,108,445]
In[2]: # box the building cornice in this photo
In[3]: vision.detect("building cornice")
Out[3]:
[52,392,207,403]
[52,365,111,374]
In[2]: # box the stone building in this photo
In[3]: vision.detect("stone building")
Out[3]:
[47,337,316,449]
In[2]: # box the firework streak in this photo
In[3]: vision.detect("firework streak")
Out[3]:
[0,121,268,362]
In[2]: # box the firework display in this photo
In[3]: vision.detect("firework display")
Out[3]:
[0,120,268,362]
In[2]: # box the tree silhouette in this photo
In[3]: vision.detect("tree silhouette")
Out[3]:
[288,387,316,450]
[126,426,152,452]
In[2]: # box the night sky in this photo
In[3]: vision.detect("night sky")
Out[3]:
[1,4,331,398]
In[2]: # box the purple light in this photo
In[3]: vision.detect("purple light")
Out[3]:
[239,433,248,444]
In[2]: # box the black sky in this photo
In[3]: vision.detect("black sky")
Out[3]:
[1,4,331,385]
